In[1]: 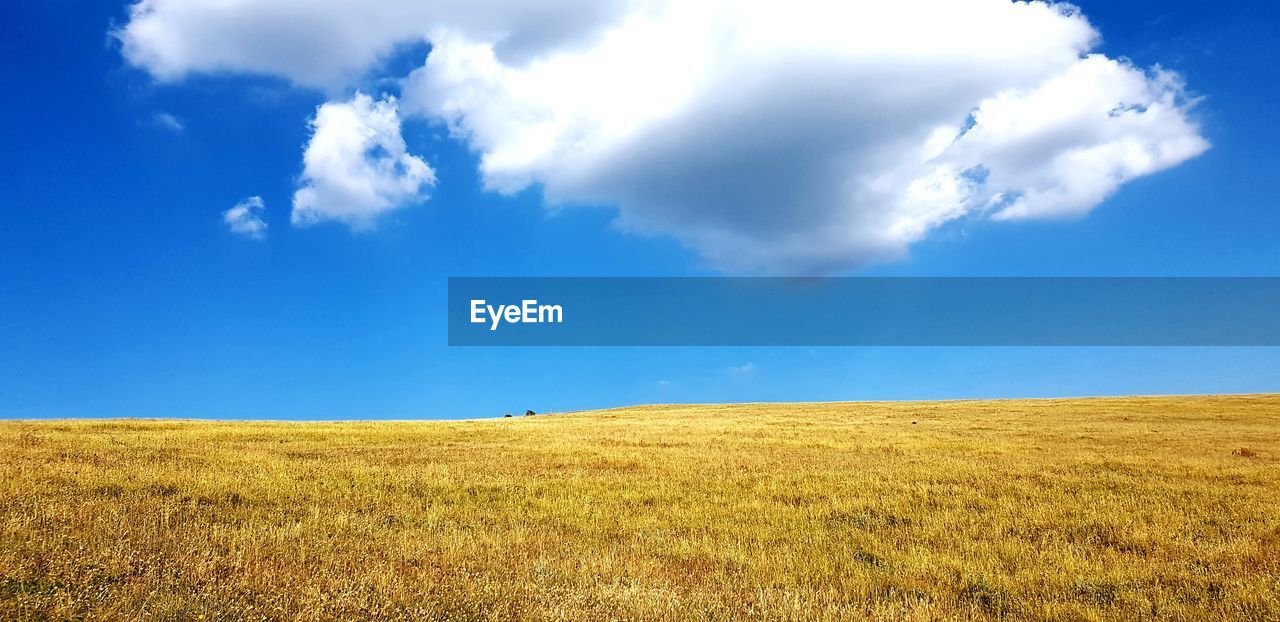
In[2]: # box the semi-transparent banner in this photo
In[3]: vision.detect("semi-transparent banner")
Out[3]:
[448,277,1280,346]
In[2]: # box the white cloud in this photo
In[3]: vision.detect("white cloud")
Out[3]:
[152,111,184,132]
[117,0,633,89]
[400,2,1207,272]
[729,362,757,376]
[121,0,1209,272]
[941,56,1210,221]
[223,195,267,239]
[291,93,436,228]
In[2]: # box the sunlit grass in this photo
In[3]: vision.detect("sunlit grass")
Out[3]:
[2,394,1278,620]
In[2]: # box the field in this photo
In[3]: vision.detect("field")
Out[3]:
[2,395,1278,621]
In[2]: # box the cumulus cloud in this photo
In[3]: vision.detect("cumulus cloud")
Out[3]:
[120,0,1209,272]
[117,0,632,89]
[941,56,1210,221]
[292,93,436,228]
[223,195,267,239]
[400,2,1208,272]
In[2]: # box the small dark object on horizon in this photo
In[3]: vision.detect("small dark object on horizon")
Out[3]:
[525,410,536,416]
[504,413,512,418]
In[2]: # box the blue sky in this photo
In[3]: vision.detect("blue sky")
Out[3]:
[2,0,1279,419]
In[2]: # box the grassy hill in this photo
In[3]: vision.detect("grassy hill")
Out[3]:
[2,395,1278,620]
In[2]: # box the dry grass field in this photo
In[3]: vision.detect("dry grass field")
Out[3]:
[1,395,1278,621]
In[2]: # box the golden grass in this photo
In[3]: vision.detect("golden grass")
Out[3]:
[2,394,1278,621]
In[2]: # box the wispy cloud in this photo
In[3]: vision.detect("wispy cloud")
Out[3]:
[223,196,268,239]
[152,111,184,133]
